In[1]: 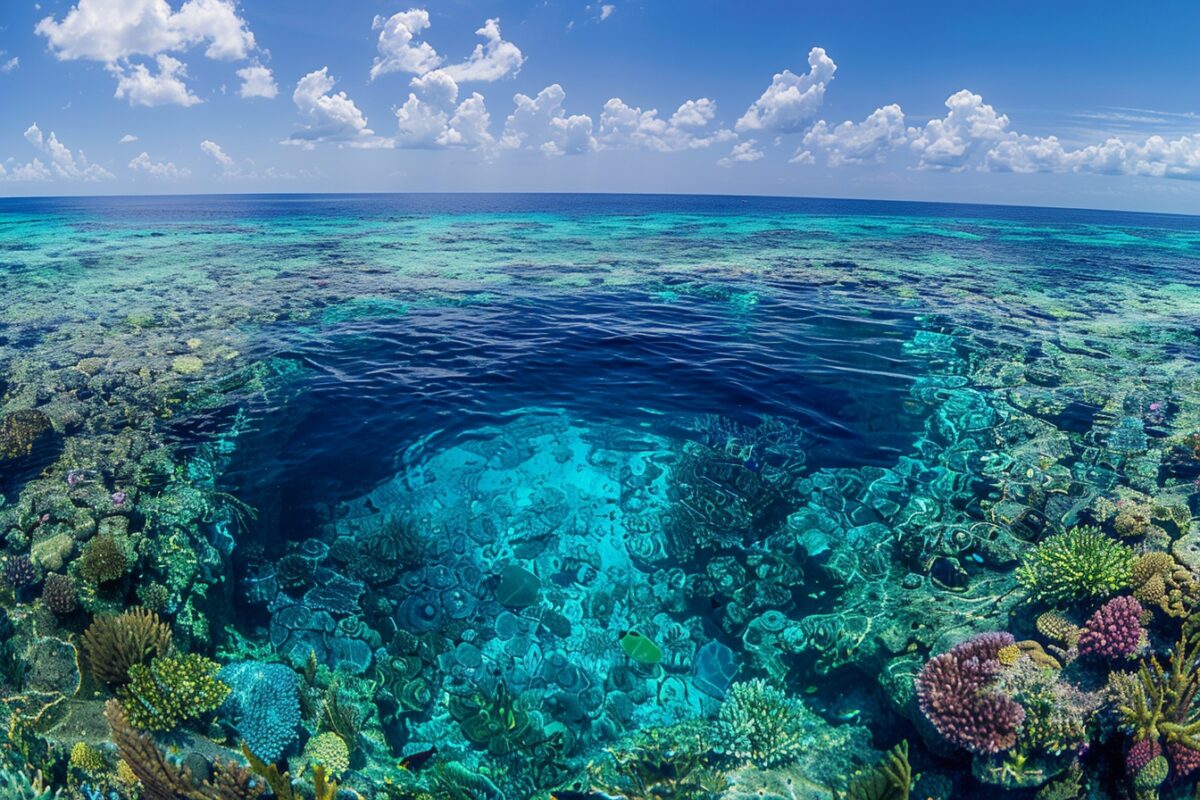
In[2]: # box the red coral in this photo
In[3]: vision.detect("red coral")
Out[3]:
[1078,596,1144,660]
[916,631,1025,754]
[1168,740,1200,778]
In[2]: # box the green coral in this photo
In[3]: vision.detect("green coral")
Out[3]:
[79,533,129,584]
[1132,755,1168,791]
[117,652,230,731]
[716,679,809,768]
[303,732,350,778]
[833,740,913,800]
[1016,527,1134,605]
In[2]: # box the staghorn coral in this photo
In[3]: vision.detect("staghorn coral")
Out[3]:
[915,632,1025,754]
[82,607,173,685]
[589,721,728,800]
[1115,633,1200,752]
[118,653,230,731]
[79,533,128,585]
[107,699,264,799]
[1016,527,1134,606]
[1077,596,1145,660]
[716,679,809,768]
[41,573,76,615]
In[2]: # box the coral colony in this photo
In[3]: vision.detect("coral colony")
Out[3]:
[0,196,1198,800]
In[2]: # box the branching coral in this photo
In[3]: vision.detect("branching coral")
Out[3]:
[81,607,173,685]
[1077,596,1145,660]
[107,700,264,800]
[117,653,230,731]
[1016,527,1134,605]
[589,721,727,800]
[1115,633,1200,764]
[915,632,1025,754]
[716,679,809,768]
[219,662,301,763]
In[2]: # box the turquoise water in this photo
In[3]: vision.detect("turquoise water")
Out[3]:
[0,194,1199,799]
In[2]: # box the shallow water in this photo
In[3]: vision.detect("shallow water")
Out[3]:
[1,194,1199,798]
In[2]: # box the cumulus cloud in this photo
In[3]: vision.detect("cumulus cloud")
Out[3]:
[599,4,616,21]
[394,70,493,149]
[128,151,190,179]
[441,18,524,83]
[801,103,907,166]
[36,0,255,62]
[736,47,836,134]
[907,90,1009,171]
[1,57,18,74]
[718,139,764,167]
[985,132,1200,179]
[109,54,201,107]
[4,123,114,181]
[36,0,259,106]
[284,67,391,149]
[119,134,139,143]
[236,63,277,99]
[370,9,442,80]
[501,84,595,155]
[598,97,733,152]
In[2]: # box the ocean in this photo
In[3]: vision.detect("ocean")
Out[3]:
[1,193,1198,798]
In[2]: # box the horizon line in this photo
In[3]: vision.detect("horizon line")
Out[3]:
[1,189,1197,221]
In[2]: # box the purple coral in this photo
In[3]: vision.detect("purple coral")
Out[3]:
[1128,738,1162,775]
[1078,596,1144,660]
[1168,740,1200,778]
[2,554,36,589]
[916,631,1025,754]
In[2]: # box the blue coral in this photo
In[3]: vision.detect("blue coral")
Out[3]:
[218,661,301,762]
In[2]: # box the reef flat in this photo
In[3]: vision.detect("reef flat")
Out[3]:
[0,194,1198,799]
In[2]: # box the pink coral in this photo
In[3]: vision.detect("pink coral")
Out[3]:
[916,631,1025,754]
[1168,740,1200,778]
[1128,738,1162,775]
[1078,596,1144,660]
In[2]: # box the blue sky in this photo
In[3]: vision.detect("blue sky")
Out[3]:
[1,0,1199,213]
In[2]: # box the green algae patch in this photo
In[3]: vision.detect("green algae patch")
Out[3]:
[171,355,204,375]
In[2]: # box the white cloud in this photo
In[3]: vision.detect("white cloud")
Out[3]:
[598,97,733,152]
[907,90,1009,171]
[36,0,258,107]
[985,132,1200,179]
[718,139,764,167]
[128,151,190,179]
[236,63,277,99]
[599,4,616,21]
[802,103,907,166]
[394,70,493,150]
[36,0,255,62]
[5,123,114,181]
[736,47,836,134]
[109,54,201,107]
[1,57,18,74]
[119,133,139,143]
[501,84,595,155]
[441,18,524,83]
[370,9,442,80]
[200,138,240,175]
[284,67,391,149]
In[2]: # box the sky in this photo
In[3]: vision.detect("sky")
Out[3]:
[1,0,1199,214]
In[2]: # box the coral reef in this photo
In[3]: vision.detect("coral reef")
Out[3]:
[715,680,808,768]
[116,653,230,731]
[218,662,301,763]
[81,608,173,686]
[1016,527,1135,605]
[1077,595,1146,659]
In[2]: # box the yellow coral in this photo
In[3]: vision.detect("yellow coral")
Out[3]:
[69,742,106,775]
[1036,611,1081,647]
[997,644,1021,666]
[115,759,138,786]
[303,732,350,778]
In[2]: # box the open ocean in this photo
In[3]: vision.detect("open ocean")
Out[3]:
[1,194,1199,799]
